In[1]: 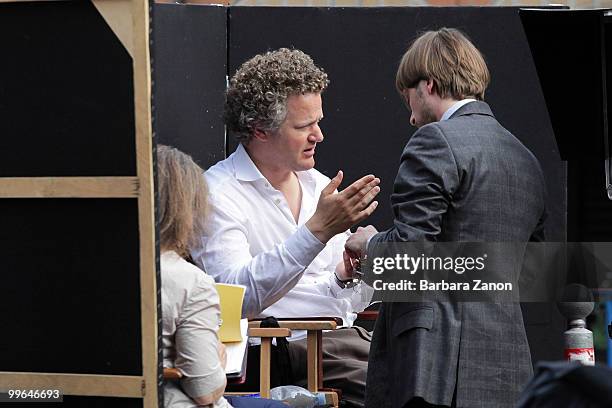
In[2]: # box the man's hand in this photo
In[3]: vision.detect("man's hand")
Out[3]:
[345,225,378,259]
[306,171,380,243]
[335,250,359,281]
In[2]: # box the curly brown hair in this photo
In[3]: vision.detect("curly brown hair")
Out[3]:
[157,145,208,257]
[224,48,329,143]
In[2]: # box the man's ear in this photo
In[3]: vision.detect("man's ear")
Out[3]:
[425,79,435,95]
[252,128,269,142]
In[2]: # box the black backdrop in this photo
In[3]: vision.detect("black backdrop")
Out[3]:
[154,4,227,169]
[521,9,612,243]
[0,1,136,177]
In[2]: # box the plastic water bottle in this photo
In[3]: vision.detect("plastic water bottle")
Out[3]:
[269,385,327,408]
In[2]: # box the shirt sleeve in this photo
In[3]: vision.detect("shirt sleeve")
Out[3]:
[174,274,226,399]
[326,230,374,312]
[192,193,326,318]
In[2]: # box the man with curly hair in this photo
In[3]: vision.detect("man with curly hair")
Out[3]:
[191,48,379,408]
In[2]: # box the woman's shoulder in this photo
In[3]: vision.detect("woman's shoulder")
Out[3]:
[161,251,216,293]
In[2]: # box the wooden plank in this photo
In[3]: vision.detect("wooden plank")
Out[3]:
[306,331,318,392]
[259,338,271,398]
[131,0,158,406]
[327,390,339,407]
[248,320,337,330]
[0,372,144,398]
[248,328,291,338]
[154,0,230,5]
[92,0,134,58]
[317,331,323,389]
[278,321,337,330]
[0,177,139,198]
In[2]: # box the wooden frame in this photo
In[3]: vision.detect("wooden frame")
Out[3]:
[0,1,157,406]
[0,373,145,398]
[246,319,340,407]
[0,177,140,198]
[247,327,292,398]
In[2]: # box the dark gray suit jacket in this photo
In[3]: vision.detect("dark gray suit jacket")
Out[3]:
[365,101,546,408]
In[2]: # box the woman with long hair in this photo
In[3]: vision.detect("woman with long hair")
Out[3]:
[158,145,284,408]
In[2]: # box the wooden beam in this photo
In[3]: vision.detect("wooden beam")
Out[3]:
[0,372,144,398]
[259,338,271,398]
[317,330,323,389]
[248,320,337,330]
[154,0,230,5]
[0,177,139,198]
[131,0,158,406]
[248,327,292,338]
[92,0,134,58]
[306,331,319,392]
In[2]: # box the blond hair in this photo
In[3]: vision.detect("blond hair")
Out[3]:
[157,145,208,257]
[396,28,490,100]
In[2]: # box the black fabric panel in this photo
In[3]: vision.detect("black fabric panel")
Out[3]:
[567,161,612,241]
[228,6,565,243]
[0,1,136,177]
[521,9,605,162]
[153,3,227,170]
[0,199,142,375]
[521,9,612,241]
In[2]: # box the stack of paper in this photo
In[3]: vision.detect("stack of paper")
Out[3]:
[215,283,247,377]
[225,319,248,376]
[215,283,246,343]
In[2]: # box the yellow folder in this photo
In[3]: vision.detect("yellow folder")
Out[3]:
[215,283,246,343]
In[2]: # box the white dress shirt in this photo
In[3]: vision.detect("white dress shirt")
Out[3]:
[440,98,476,121]
[192,144,372,335]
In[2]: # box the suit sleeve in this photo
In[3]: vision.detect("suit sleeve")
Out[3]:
[370,124,460,244]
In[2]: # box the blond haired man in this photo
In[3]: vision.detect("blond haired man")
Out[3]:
[347,28,546,407]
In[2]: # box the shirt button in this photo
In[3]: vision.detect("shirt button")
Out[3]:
[275,198,281,204]
[264,183,269,188]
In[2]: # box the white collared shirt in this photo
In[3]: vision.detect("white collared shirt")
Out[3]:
[191,144,372,338]
[440,98,476,121]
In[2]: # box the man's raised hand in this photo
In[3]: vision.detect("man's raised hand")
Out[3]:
[306,171,380,243]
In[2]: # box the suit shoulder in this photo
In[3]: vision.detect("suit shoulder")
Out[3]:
[406,122,453,151]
